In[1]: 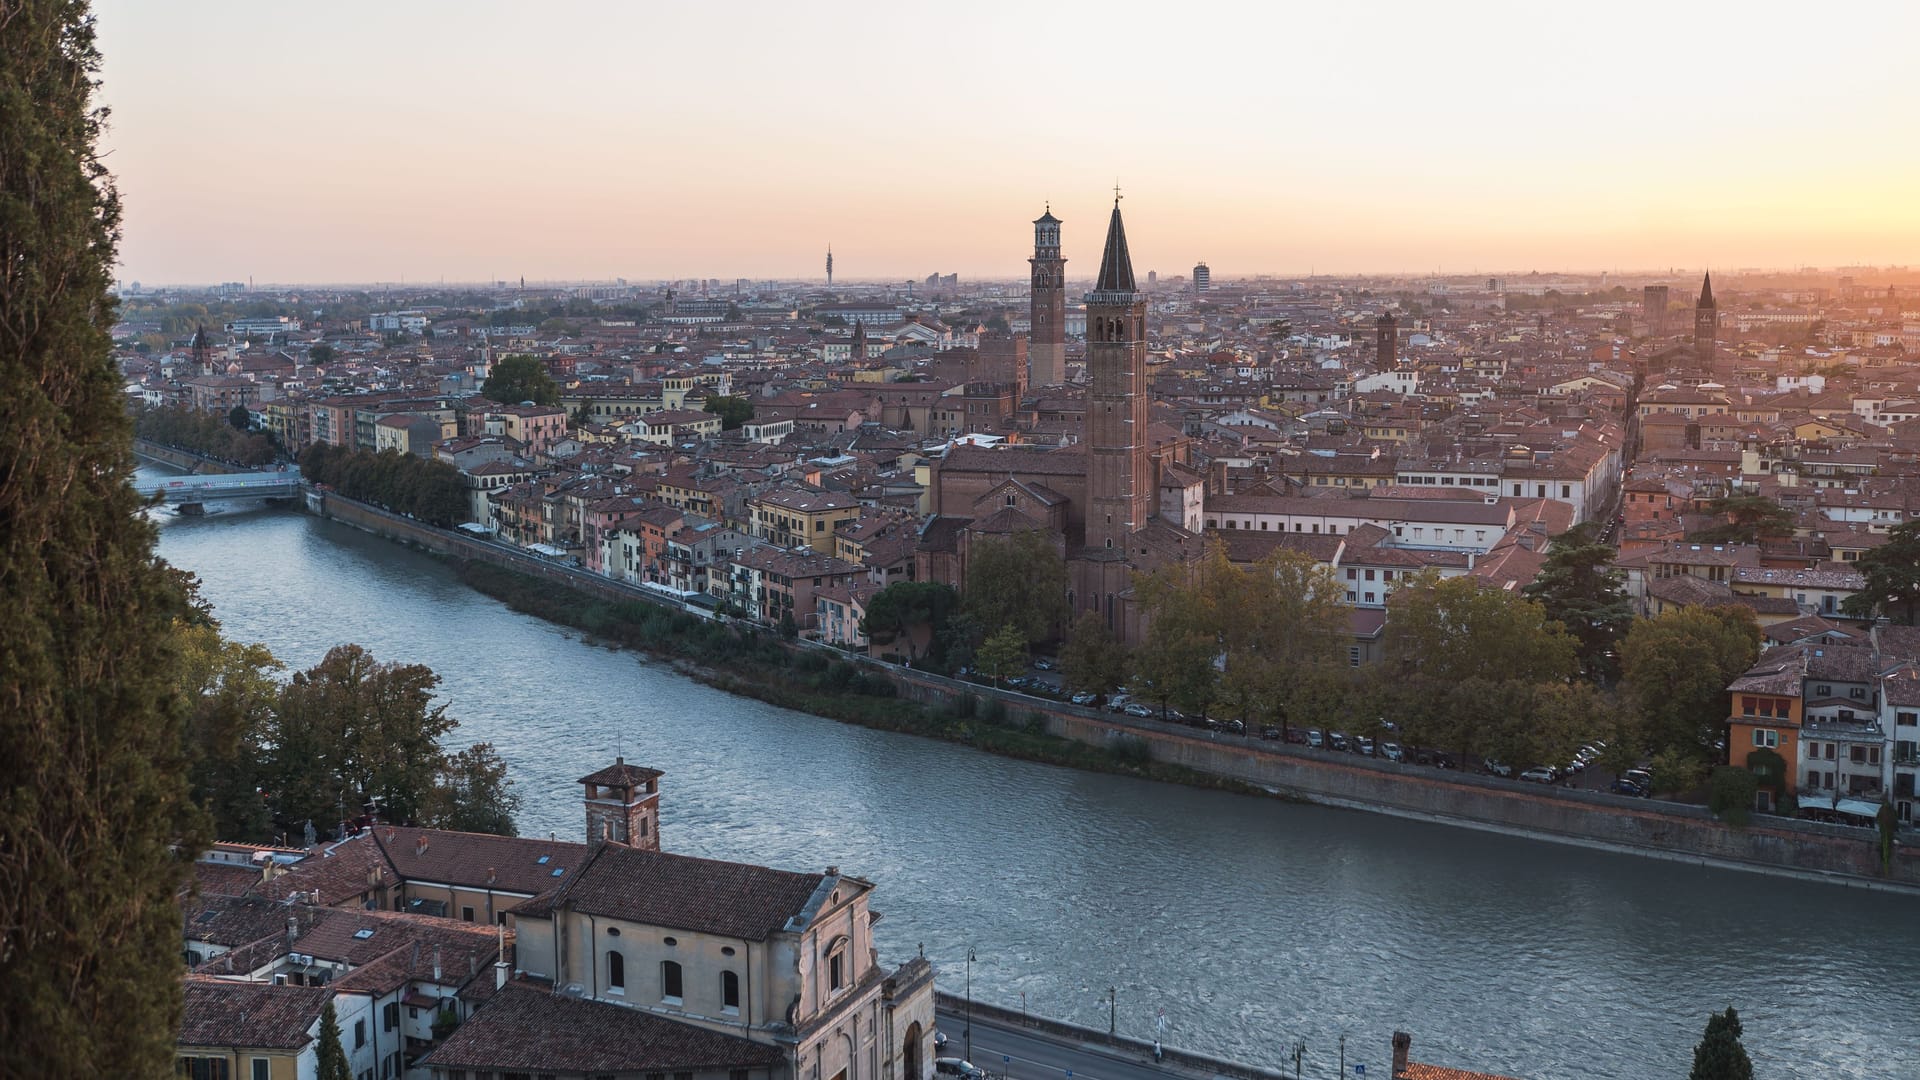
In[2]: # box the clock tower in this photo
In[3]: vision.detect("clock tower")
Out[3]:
[1028,207,1066,387]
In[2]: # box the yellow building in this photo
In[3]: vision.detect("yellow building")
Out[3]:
[749,488,862,554]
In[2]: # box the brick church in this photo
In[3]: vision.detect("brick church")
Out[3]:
[919,199,1204,641]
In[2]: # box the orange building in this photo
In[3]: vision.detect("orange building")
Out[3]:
[1726,658,1805,810]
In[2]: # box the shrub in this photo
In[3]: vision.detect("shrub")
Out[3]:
[1708,766,1760,826]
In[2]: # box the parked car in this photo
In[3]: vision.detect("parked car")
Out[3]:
[1071,692,1098,706]
[1105,695,1132,712]
[1484,760,1514,778]
[1305,729,1324,749]
[935,1060,986,1080]
[933,1032,949,1054]
[1261,726,1282,741]
[1032,658,1055,671]
[1328,732,1349,752]
[1219,718,1245,735]
[1623,768,1653,790]
[1609,778,1648,797]
[1380,742,1404,762]
[1520,766,1558,784]
[1284,728,1309,745]
[1124,702,1154,718]
[1356,736,1376,756]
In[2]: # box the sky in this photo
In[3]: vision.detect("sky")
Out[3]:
[95,1,1920,286]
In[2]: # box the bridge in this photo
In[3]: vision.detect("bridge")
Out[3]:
[135,469,303,508]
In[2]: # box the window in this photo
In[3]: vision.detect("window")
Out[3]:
[462,906,475,922]
[1826,743,1837,760]
[384,1001,399,1031]
[1750,729,1778,748]
[608,951,625,992]
[178,1059,233,1080]
[1808,769,1821,789]
[1742,697,1756,717]
[1852,746,1868,764]
[1349,647,1362,668]
[662,960,683,1002]
[732,1071,751,1080]
[249,1061,269,1080]
[722,970,741,1011]
[355,1019,367,1049]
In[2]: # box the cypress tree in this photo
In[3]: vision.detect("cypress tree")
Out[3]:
[1688,1006,1755,1080]
[1,2,205,1073]
[316,1000,351,1080]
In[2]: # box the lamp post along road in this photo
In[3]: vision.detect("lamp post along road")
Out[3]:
[965,947,976,1064]
[1107,987,1116,1037]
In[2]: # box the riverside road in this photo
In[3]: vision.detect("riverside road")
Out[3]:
[145,482,1920,1080]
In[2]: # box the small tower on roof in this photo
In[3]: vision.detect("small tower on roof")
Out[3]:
[191,323,214,376]
[578,757,663,850]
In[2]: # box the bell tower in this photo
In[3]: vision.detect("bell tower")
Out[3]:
[578,758,662,850]
[1083,195,1150,553]
[1694,271,1717,369]
[1028,206,1066,387]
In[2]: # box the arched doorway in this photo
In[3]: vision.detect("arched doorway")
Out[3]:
[902,1021,924,1080]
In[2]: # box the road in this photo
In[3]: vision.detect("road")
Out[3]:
[934,1008,1210,1080]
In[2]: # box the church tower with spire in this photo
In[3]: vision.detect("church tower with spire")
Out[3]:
[1694,272,1717,368]
[1028,207,1066,387]
[1083,197,1151,554]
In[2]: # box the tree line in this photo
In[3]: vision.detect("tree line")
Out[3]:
[136,403,279,466]
[177,594,520,843]
[301,442,470,527]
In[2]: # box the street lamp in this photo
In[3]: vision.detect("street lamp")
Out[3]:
[965,948,976,1064]
[1107,986,1116,1037]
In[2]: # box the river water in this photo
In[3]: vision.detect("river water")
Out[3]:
[148,493,1919,1079]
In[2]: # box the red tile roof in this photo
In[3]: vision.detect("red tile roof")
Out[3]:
[424,986,786,1073]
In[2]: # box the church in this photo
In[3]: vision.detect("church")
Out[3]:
[918,199,1205,640]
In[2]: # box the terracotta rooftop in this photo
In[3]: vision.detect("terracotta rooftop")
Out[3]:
[521,842,832,941]
[424,986,786,1074]
[179,978,330,1051]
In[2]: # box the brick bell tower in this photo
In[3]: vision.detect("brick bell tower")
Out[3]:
[1028,205,1067,388]
[578,757,662,850]
[1083,194,1151,554]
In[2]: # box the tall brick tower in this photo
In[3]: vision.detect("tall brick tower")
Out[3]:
[1694,272,1717,369]
[1376,311,1398,367]
[1028,206,1066,387]
[1084,197,1150,553]
[578,758,662,850]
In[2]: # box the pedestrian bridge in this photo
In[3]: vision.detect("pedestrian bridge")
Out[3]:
[135,469,303,505]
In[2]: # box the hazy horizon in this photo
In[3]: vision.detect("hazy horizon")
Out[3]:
[97,2,1920,285]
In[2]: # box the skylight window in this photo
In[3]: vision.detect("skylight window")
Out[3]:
[353,928,375,940]
[536,855,550,865]
[551,868,565,877]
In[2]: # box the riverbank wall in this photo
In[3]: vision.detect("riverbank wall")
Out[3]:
[132,438,246,474]
[932,992,1289,1080]
[307,488,1920,891]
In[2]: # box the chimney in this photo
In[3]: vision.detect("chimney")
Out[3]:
[495,959,510,990]
[286,917,299,948]
[1392,1032,1411,1076]
[432,946,442,982]
[415,835,429,856]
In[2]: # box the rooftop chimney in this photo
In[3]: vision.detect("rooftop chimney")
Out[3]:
[1392,1032,1411,1076]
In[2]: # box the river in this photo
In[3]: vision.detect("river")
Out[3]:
[147,493,1919,1080]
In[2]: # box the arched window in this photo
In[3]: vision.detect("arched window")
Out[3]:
[607,950,625,992]
[722,970,741,1011]
[662,960,684,1001]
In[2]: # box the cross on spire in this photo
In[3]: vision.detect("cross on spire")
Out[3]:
[1113,181,1123,205]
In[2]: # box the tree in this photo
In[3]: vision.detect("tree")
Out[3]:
[1688,494,1794,544]
[1687,1006,1754,1080]
[703,394,755,430]
[1059,611,1131,696]
[2,5,206,1072]
[975,624,1028,686]
[176,619,283,842]
[268,645,457,832]
[309,343,335,365]
[228,403,250,430]
[962,530,1070,646]
[1523,524,1634,682]
[316,1000,352,1080]
[1842,519,1920,624]
[1620,606,1761,759]
[430,743,522,836]
[1708,766,1761,826]
[861,581,958,665]
[480,353,560,406]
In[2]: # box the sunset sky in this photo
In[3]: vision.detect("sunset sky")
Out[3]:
[96,1,1920,286]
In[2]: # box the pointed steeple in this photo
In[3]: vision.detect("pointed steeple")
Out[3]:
[1697,271,1715,309]
[1093,198,1136,295]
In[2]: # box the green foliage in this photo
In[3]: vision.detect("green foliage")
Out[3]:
[1620,606,1761,759]
[861,581,958,665]
[480,353,560,406]
[976,624,1028,684]
[176,618,284,842]
[268,645,460,833]
[779,608,798,640]
[1687,1006,1753,1080]
[963,529,1070,646]
[1650,747,1707,797]
[1059,610,1131,695]
[136,404,279,465]
[1708,766,1760,826]
[317,1001,351,1080]
[431,742,522,837]
[1745,746,1787,802]
[301,443,470,527]
[1842,519,1920,624]
[1,4,205,1070]
[1522,524,1634,682]
[309,343,335,365]
[1687,494,1794,544]
[703,394,755,430]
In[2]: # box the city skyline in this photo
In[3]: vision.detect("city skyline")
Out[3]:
[98,1,1920,284]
